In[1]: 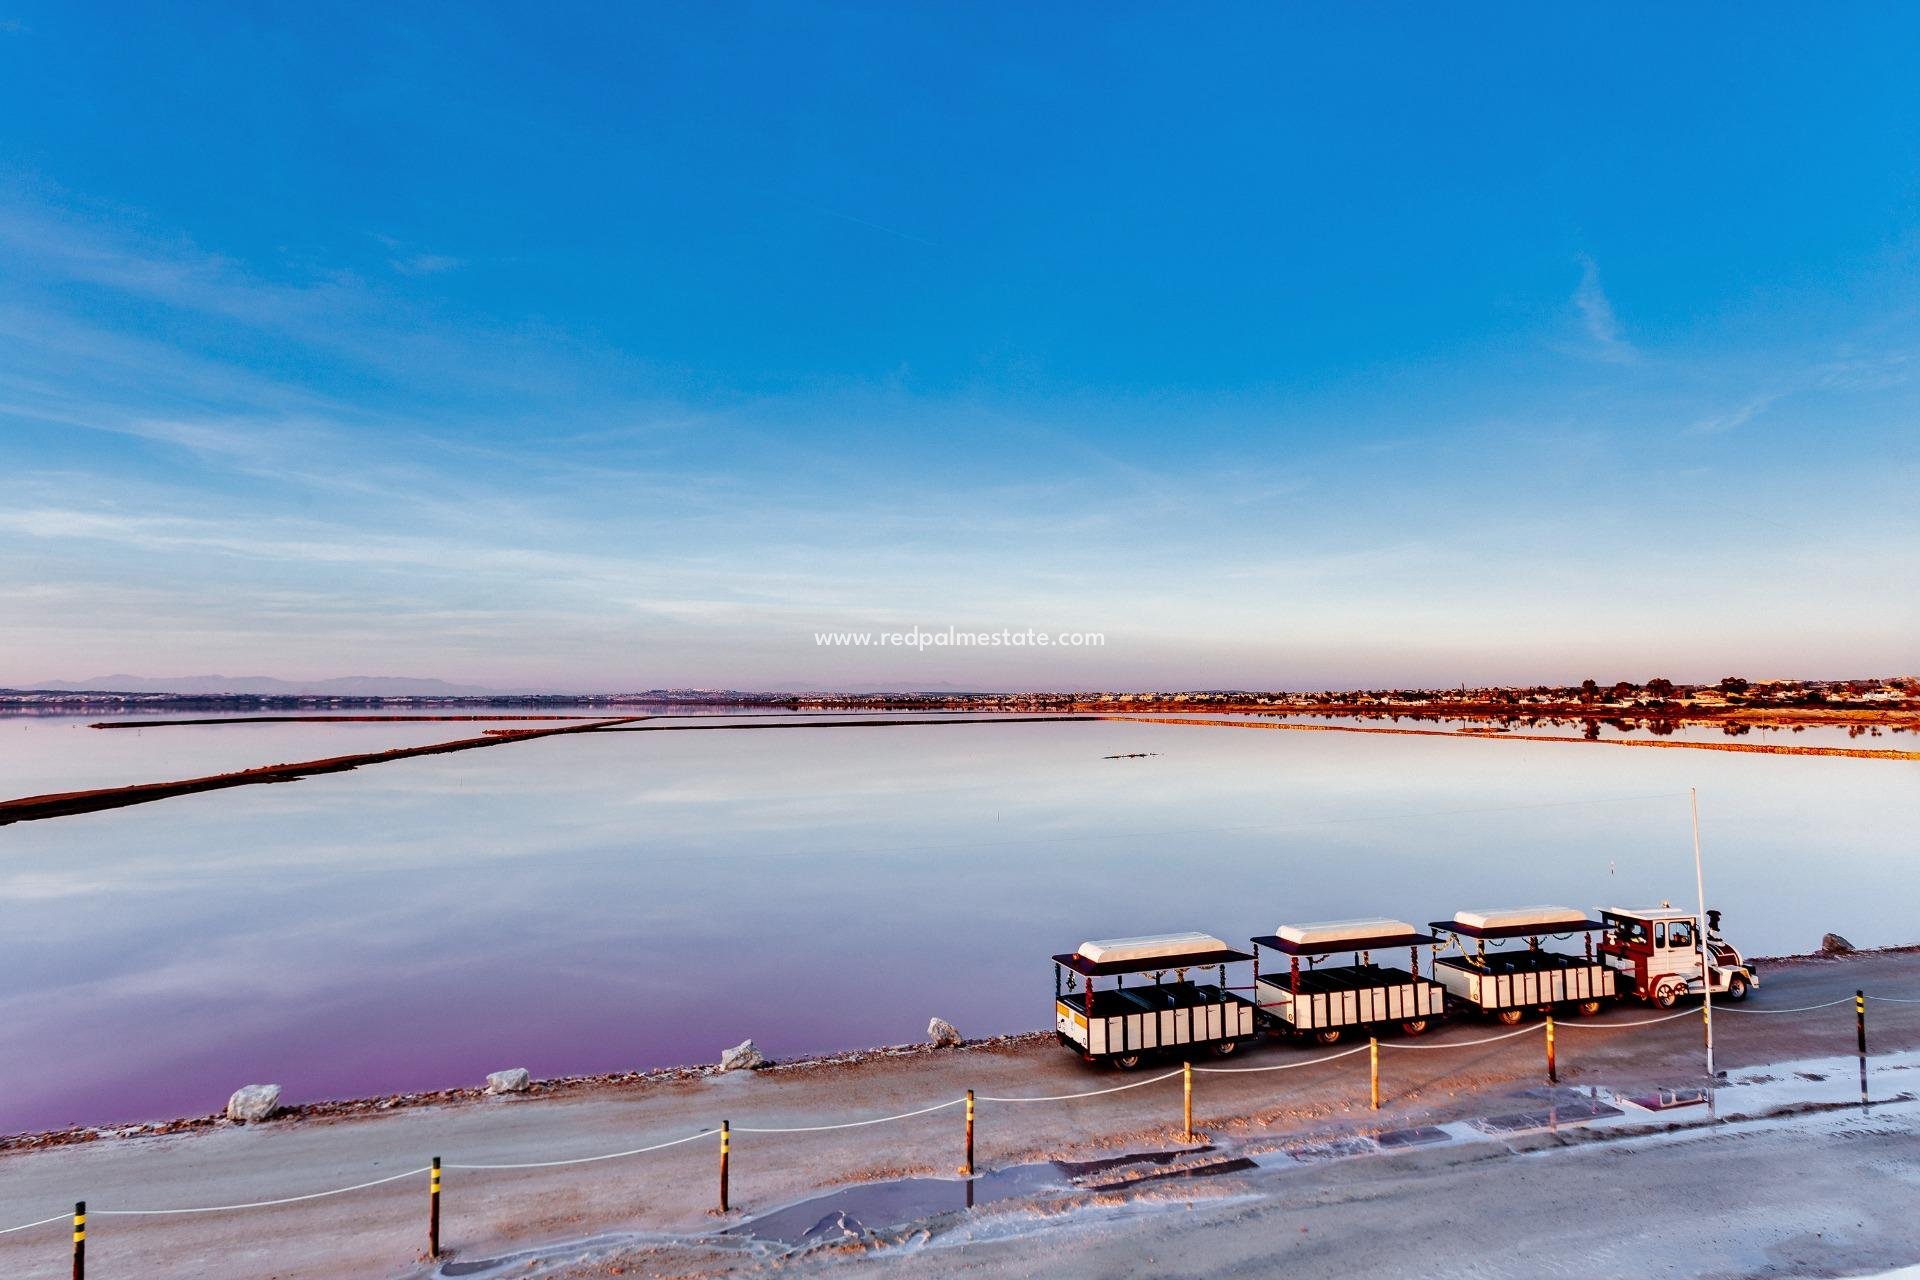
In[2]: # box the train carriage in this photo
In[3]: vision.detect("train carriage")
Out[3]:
[1428,906,1616,1023]
[1052,932,1257,1068]
[1250,919,1447,1044]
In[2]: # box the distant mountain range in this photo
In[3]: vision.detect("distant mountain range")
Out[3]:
[25,675,525,696]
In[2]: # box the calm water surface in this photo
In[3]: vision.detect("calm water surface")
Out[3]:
[0,714,608,797]
[1,715,1914,1133]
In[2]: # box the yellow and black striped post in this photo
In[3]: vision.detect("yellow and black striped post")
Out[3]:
[1546,1015,1558,1084]
[1369,1038,1380,1110]
[71,1200,84,1280]
[1183,1061,1194,1142]
[718,1121,730,1213]
[961,1090,975,1177]
[428,1158,441,1258]
[1857,991,1868,1106]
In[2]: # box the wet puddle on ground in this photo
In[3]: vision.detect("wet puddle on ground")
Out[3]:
[1076,1156,1258,1191]
[725,1162,1065,1245]
[1474,1087,1625,1134]
[1374,1125,1451,1149]
[1475,1104,1623,1134]
[1278,1135,1379,1162]
[725,1143,1283,1246]
[1626,1087,1710,1111]
[1248,1083,1656,1168]
[1057,1145,1215,1177]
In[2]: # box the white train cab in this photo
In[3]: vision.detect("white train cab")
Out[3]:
[1598,905,1758,1005]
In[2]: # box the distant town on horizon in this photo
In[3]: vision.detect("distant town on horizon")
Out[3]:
[6,673,1915,715]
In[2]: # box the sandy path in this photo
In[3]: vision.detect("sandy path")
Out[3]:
[0,951,1912,1278]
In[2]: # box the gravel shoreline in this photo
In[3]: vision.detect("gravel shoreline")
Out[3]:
[0,1033,1055,1155]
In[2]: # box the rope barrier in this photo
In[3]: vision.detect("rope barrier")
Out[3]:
[444,1127,716,1171]
[733,1098,966,1133]
[1716,997,1854,1015]
[1378,1022,1543,1050]
[1866,994,1920,1005]
[977,1069,1185,1103]
[1558,1007,1700,1029]
[1193,1043,1369,1073]
[92,1167,430,1216]
[0,1213,68,1237]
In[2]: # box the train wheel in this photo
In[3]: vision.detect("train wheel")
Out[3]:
[1399,1019,1429,1037]
[1111,1053,1143,1071]
[1575,1000,1603,1017]
[1494,1008,1525,1026]
[1211,1038,1242,1057]
[1725,974,1750,1002]
[1651,981,1680,1009]
[1312,1028,1343,1045]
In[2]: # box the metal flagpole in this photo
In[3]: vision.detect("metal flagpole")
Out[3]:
[1691,787,1714,1078]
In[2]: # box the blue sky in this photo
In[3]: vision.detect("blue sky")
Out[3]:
[2,4,1916,690]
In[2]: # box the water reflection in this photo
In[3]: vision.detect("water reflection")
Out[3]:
[1,717,1913,1133]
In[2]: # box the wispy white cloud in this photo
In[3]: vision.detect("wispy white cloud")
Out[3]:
[1812,350,1913,392]
[367,231,464,277]
[1678,339,1918,437]
[0,200,359,329]
[0,195,657,409]
[1571,253,1635,363]
[389,252,463,276]
[1684,391,1782,436]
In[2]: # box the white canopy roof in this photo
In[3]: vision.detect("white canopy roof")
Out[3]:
[1277,918,1419,946]
[1453,906,1589,931]
[1601,905,1698,921]
[1078,931,1230,965]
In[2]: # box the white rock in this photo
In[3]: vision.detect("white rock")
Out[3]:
[718,1039,766,1072]
[486,1067,531,1095]
[226,1083,282,1122]
[927,1017,963,1047]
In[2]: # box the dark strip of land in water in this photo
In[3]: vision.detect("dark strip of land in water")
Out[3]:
[0,717,647,826]
[89,714,614,727]
[591,715,1098,731]
[0,715,1098,825]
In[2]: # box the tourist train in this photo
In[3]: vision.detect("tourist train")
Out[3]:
[1052,905,1757,1068]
